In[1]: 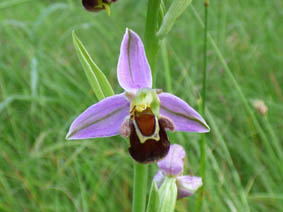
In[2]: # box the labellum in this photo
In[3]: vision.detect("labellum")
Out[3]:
[128,109,172,164]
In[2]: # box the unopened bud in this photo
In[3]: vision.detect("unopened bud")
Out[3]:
[159,177,177,212]
[204,1,209,7]
[82,0,117,14]
[253,100,268,116]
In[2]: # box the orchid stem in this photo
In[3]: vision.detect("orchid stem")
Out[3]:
[132,1,162,212]
[132,162,149,212]
[144,0,162,87]
[198,1,209,211]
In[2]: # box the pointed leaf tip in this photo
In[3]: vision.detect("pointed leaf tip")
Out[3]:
[72,31,114,101]
[157,0,193,39]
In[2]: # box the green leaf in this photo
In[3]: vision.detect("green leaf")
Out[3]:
[72,31,114,101]
[158,177,177,212]
[157,0,192,39]
[146,181,160,212]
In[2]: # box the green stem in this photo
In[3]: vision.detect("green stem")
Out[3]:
[132,162,149,212]
[198,1,209,210]
[144,0,162,87]
[201,2,208,115]
[132,2,162,212]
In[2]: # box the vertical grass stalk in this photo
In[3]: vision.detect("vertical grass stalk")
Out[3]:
[198,1,209,210]
[132,1,162,211]
[190,4,271,165]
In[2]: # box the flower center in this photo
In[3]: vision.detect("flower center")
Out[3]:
[129,88,161,117]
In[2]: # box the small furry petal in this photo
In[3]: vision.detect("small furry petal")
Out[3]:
[159,115,175,131]
[120,117,131,137]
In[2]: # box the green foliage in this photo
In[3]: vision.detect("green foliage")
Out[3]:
[72,31,114,101]
[0,0,282,211]
[157,0,192,39]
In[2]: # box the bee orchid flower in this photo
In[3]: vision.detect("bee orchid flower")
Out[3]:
[66,29,209,163]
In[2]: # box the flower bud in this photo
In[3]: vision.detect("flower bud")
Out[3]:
[158,177,177,212]
[82,0,118,12]
[253,100,268,116]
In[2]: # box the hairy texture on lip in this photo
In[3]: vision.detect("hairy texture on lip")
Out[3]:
[128,120,170,163]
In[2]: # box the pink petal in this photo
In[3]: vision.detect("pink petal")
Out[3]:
[157,144,186,176]
[176,176,202,199]
[117,29,152,92]
[159,93,210,133]
[66,93,129,139]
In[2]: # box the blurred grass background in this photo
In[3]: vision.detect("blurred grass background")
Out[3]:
[0,0,282,211]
